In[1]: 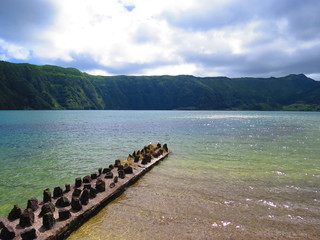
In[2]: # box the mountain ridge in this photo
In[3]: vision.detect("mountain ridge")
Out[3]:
[0,61,319,110]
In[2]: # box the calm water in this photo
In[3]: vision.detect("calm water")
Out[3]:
[0,111,319,239]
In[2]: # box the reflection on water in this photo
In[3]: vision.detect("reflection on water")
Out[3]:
[0,111,320,239]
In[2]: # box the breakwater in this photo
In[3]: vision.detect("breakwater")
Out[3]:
[0,143,170,240]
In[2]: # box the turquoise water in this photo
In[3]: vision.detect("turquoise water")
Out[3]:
[0,111,320,239]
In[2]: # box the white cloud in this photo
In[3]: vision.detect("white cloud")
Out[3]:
[1,0,320,78]
[85,69,111,76]
[0,39,30,60]
[142,63,198,76]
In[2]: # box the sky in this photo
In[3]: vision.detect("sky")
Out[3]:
[1,0,320,80]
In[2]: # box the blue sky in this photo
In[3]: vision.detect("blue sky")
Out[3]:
[1,0,320,79]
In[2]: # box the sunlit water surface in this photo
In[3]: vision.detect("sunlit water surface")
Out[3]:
[0,111,319,239]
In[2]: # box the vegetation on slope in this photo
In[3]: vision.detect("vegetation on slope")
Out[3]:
[0,61,319,110]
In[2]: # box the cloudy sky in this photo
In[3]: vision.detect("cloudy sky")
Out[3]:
[1,0,320,79]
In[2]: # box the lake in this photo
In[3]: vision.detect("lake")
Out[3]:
[0,111,319,239]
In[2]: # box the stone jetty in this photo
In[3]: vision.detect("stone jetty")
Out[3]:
[0,143,170,240]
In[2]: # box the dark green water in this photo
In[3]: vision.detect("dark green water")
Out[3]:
[0,111,319,239]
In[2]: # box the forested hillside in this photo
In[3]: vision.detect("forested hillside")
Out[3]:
[0,61,319,110]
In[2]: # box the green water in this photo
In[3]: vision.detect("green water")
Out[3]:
[0,111,319,239]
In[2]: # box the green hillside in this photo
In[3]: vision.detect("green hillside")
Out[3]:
[0,61,319,110]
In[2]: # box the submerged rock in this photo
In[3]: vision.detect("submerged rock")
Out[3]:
[163,144,168,152]
[124,165,133,174]
[91,173,98,180]
[83,175,91,183]
[95,178,105,193]
[53,187,63,198]
[72,189,82,198]
[134,155,140,162]
[19,209,34,228]
[71,197,82,212]
[0,225,15,240]
[89,187,96,199]
[114,159,121,167]
[43,212,55,229]
[39,202,55,217]
[21,228,37,240]
[113,176,118,183]
[118,170,125,179]
[55,196,71,208]
[75,177,82,188]
[105,171,113,179]
[65,184,71,193]
[80,189,90,205]
[43,188,52,203]
[8,205,22,221]
[59,209,71,221]
[27,198,39,212]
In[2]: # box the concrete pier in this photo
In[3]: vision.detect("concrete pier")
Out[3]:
[0,144,170,240]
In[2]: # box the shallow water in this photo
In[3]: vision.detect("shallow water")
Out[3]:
[0,111,319,239]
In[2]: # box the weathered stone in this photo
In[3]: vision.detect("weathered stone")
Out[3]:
[19,209,34,228]
[141,158,148,165]
[0,225,15,240]
[89,187,96,199]
[95,178,105,193]
[42,212,55,229]
[102,168,111,174]
[114,159,121,167]
[98,168,102,176]
[72,188,82,198]
[65,184,71,193]
[80,189,90,205]
[43,188,51,203]
[58,209,71,221]
[8,205,22,221]
[75,177,82,188]
[71,197,82,212]
[163,143,168,152]
[118,170,125,179]
[55,196,71,208]
[134,155,140,162]
[53,187,63,198]
[91,173,98,180]
[124,165,133,174]
[83,184,91,190]
[105,171,113,179]
[39,202,55,217]
[141,149,145,156]
[146,154,152,162]
[83,175,91,183]
[109,182,115,188]
[113,176,118,183]
[21,228,37,240]
[27,198,39,211]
